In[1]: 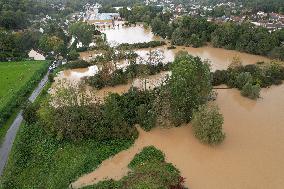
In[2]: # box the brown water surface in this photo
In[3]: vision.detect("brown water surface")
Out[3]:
[103,25,161,45]
[135,45,270,71]
[72,85,284,189]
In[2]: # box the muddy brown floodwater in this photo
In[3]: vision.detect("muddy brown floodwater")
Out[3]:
[103,25,161,45]
[60,25,284,189]
[72,84,284,189]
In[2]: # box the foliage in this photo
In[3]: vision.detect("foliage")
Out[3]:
[63,59,91,69]
[241,82,261,99]
[23,102,39,125]
[192,103,225,145]
[39,84,137,142]
[69,22,97,47]
[167,52,212,125]
[84,146,186,189]
[128,146,165,169]
[119,5,163,24]
[67,49,80,61]
[235,72,253,89]
[170,16,216,47]
[0,61,48,127]
[211,70,228,86]
[0,29,42,61]
[39,34,66,55]
[87,55,169,90]
[117,41,166,49]
[1,122,135,188]
[122,12,284,58]
[212,61,284,99]
[136,104,156,131]
[269,46,284,61]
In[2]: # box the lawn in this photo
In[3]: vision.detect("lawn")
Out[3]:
[0,60,48,127]
[0,61,48,110]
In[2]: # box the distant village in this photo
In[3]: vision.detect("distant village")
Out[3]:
[66,0,284,32]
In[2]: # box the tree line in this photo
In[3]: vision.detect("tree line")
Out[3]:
[147,13,284,60]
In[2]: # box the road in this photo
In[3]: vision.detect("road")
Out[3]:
[0,72,49,176]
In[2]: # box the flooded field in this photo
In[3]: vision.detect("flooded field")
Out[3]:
[80,25,270,71]
[56,25,284,189]
[103,25,160,45]
[72,84,284,189]
[136,45,270,71]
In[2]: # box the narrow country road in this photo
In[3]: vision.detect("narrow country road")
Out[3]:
[0,72,49,176]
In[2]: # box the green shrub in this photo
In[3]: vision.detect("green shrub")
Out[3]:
[118,41,166,49]
[212,70,228,86]
[241,82,261,100]
[192,104,225,145]
[129,146,165,169]
[108,69,128,86]
[23,102,39,125]
[64,60,90,69]
[87,73,105,89]
[67,49,80,61]
[235,72,253,89]
[136,104,156,131]
[48,72,55,82]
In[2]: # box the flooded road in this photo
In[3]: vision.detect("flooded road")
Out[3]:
[72,84,284,189]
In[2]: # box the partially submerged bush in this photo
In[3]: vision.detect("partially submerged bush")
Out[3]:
[241,82,261,100]
[118,41,166,49]
[86,146,186,189]
[129,146,165,169]
[192,104,225,145]
[64,60,91,69]
[235,72,253,89]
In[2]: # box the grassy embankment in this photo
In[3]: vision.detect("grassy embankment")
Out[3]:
[0,60,49,141]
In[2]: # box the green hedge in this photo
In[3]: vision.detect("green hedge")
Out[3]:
[118,41,166,49]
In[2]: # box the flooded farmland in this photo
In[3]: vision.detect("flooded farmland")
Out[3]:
[72,85,284,189]
[53,25,284,189]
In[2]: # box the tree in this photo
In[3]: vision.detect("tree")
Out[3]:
[235,72,253,89]
[269,46,284,60]
[39,35,65,55]
[67,49,80,61]
[69,22,95,47]
[190,34,203,48]
[192,103,225,145]
[168,52,212,125]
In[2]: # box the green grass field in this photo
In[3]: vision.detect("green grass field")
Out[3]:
[0,61,48,110]
[0,121,135,188]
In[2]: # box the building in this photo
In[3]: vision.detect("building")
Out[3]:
[84,4,120,26]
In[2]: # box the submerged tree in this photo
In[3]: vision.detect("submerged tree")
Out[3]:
[192,103,225,145]
[167,52,212,125]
